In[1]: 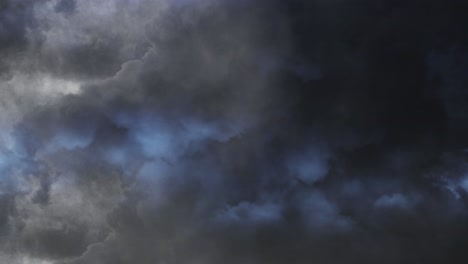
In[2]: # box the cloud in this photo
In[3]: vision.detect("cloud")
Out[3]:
[1,0,468,263]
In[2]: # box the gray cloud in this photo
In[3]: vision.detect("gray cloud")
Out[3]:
[1,0,468,263]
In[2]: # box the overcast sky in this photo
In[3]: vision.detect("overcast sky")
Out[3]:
[1,0,468,263]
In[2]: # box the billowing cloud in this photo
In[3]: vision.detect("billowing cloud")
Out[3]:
[1,0,468,263]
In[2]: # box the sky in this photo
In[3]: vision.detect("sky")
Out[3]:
[1,0,468,263]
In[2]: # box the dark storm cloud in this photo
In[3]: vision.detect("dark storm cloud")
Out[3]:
[54,0,76,15]
[0,0,41,80]
[1,0,468,263]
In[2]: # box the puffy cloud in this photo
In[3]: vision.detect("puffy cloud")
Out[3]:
[1,0,468,263]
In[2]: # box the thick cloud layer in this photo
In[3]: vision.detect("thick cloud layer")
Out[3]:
[1,0,468,263]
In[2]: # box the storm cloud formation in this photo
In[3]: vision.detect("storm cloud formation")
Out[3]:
[1,0,468,263]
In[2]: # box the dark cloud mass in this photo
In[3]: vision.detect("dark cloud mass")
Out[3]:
[1,0,468,263]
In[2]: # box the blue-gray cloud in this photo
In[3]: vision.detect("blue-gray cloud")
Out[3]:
[1,0,468,263]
